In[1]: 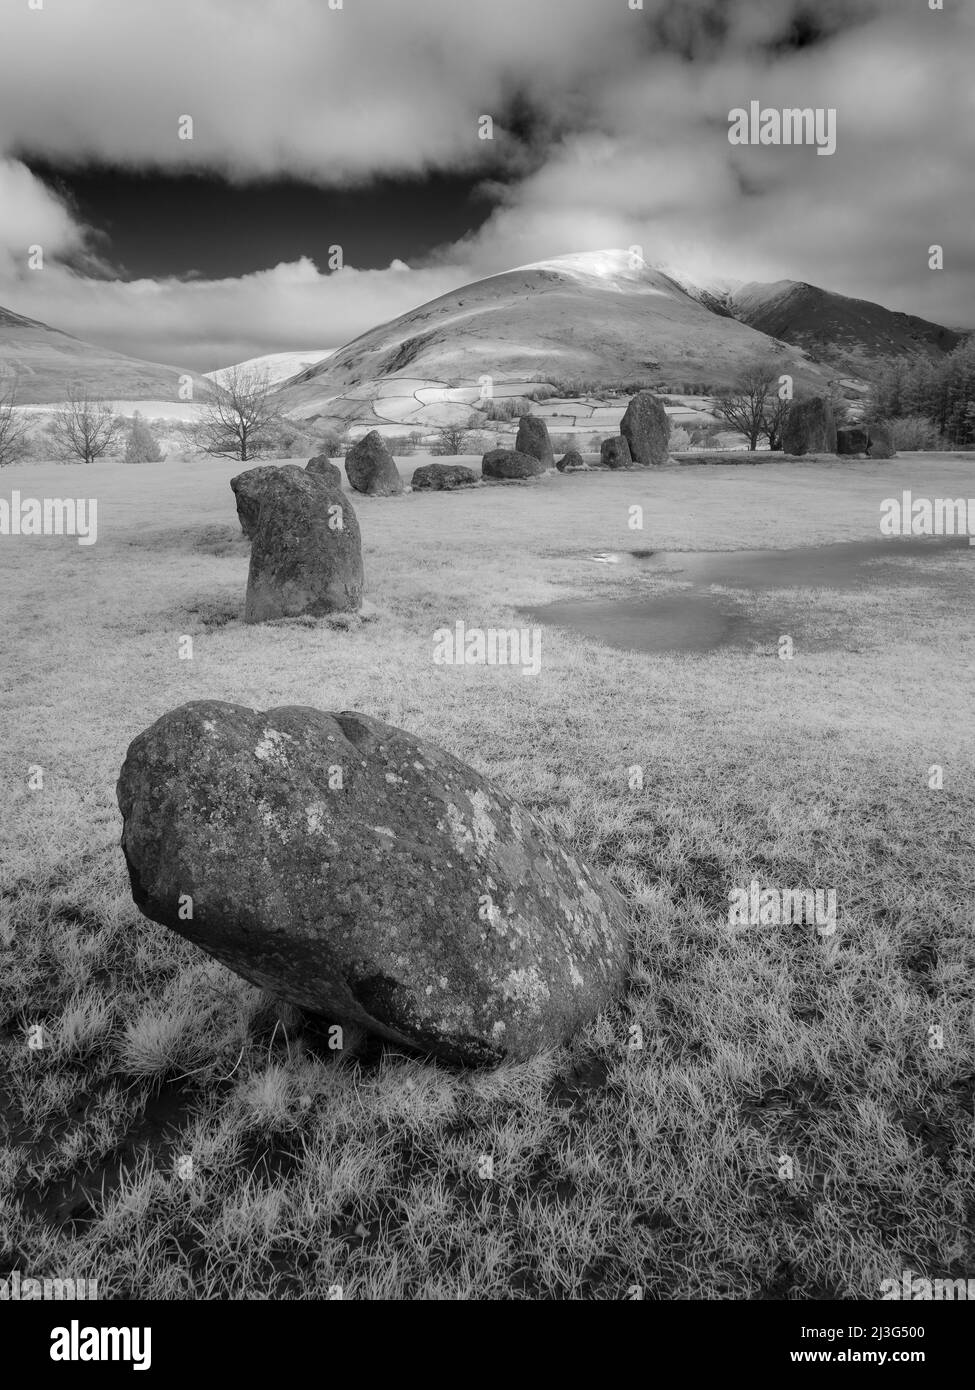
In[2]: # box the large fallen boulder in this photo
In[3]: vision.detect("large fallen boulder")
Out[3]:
[306,455,343,487]
[117,701,629,1066]
[230,464,303,540]
[620,391,670,466]
[866,422,896,459]
[481,448,547,480]
[600,436,633,470]
[781,397,837,456]
[345,431,403,496]
[245,470,363,622]
[515,415,554,468]
[411,463,480,491]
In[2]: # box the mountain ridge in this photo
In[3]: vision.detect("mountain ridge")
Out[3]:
[0,305,207,404]
[273,251,832,420]
[1,251,961,409]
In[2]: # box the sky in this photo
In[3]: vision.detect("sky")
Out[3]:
[0,0,972,371]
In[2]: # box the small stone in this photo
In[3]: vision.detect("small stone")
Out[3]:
[866,421,896,459]
[411,463,480,491]
[781,397,838,456]
[345,431,404,496]
[244,470,363,622]
[556,451,587,472]
[306,455,343,487]
[620,391,671,466]
[600,436,633,470]
[514,415,554,468]
[481,448,548,480]
[836,425,870,456]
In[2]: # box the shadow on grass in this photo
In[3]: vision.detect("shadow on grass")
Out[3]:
[125,523,249,557]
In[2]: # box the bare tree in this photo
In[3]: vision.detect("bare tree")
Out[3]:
[761,390,790,451]
[50,385,121,464]
[0,374,29,466]
[715,360,791,450]
[191,365,284,461]
[432,416,479,456]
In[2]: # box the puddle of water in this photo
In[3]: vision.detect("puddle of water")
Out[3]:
[531,537,971,655]
[532,591,787,654]
[588,536,970,588]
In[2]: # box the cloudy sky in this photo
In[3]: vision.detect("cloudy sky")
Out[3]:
[1,0,972,370]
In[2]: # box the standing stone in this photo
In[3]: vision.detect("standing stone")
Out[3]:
[866,422,896,459]
[515,415,555,468]
[306,454,343,487]
[117,701,629,1067]
[345,431,403,496]
[620,391,671,466]
[411,463,480,491]
[481,448,547,480]
[836,425,870,456]
[781,397,838,456]
[600,436,633,470]
[556,450,586,472]
[231,464,302,540]
[245,470,363,622]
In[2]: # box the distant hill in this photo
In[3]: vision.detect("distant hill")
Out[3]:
[0,305,206,405]
[6,251,958,416]
[717,280,962,365]
[206,349,334,389]
[274,250,833,421]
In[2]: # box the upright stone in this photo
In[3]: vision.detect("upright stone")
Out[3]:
[117,701,629,1067]
[620,391,671,466]
[600,436,632,470]
[836,425,870,456]
[306,455,343,487]
[866,422,896,459]
[515,414,554,468]
[781,397,838,456]
[345,431,403,496]
[244,470,363,622]
[231,464,302,540]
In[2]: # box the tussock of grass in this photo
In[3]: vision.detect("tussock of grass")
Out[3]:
[1,454,974,1297]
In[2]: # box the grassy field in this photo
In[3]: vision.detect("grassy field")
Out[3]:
[2,451,974,1299]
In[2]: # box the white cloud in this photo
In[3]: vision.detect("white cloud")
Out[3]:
[0,0,970,365]
[0,0,629,180]
[0,160,89,275]
[449,10,975,327]
[2,253,469,371]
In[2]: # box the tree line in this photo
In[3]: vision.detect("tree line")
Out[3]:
[712,337,975,451]
[867,338,975,447]
[2,336,973,465]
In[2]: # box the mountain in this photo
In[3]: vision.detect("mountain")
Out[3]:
[274,250,832,422]
[675,276,961,365]
[0,305,206,405]
[206,349,334,389]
